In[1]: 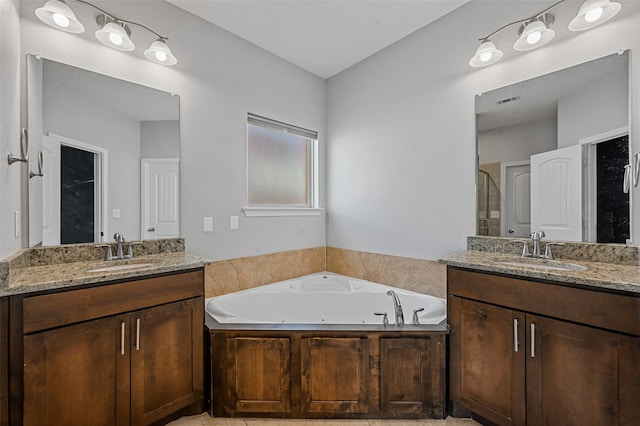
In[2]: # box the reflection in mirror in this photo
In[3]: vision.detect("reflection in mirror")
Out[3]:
[27,55,180,247]
[476,51,630,243]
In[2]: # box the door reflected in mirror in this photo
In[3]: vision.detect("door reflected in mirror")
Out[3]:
[27,55,180,246]
[476,51,630,243]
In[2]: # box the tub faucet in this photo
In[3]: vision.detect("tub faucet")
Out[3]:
[386,290,404,325]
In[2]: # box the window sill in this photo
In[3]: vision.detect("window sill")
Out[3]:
[242,207,324,217]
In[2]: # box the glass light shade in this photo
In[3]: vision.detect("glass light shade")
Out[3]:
[469,40,503,68]
[568,0,622,31]
[514,20,555,51]
[144,40,178,65]
[35,0,84,33]
[95,22,135,51]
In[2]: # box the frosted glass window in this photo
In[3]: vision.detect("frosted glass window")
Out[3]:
[247,114,317,207]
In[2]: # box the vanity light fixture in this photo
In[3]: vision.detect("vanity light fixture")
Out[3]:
[34,0,84,33]
[95,16,135,51]
[34,0,177,66]
[469,40,503,68]
[513,15,555,52]
[568,0,622,31]
[469,0,622,68]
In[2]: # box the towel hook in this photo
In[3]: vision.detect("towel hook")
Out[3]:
[633,152,640,187]
[7,128,29,166]
[29,151,44,179]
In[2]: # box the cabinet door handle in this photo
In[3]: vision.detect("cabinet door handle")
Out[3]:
[121,322,126,355]
[135,318,141,351]
[530,323,536,358]
[513,319,519,352]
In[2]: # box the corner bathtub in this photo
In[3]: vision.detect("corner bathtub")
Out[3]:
[205,272,448,420]
[205,272,446,325]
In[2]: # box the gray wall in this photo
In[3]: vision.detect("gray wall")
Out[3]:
[18,0,327,261]
[479,118,558,165]
[141,121,180,158]
[326,0,640,260]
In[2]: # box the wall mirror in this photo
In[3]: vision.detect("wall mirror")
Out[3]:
[27,55,180,247]
[476,51,630,244]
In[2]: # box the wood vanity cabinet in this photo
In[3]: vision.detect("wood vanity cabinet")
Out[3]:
[448,267,640,426]
[12,270,204,426]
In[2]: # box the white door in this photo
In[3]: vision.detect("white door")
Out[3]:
[531,145,582,241]
[141,158,180,240]
[502,161,530,238]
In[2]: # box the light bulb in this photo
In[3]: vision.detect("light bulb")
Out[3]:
[585,6,604,22]
[527,31,542,45]
[52,12,69,28]
[479,51,492,62]
[155,51,168,62]
[109,32,123,46]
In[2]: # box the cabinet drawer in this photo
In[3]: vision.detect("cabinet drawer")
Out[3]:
[448,268,640,336]
[23,270,203,333]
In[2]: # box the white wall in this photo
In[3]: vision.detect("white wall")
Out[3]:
[479,118,558,165]
[557,67,629,147]
[327,0,640,260]
[0,0,23,258]
[18,0,326,260]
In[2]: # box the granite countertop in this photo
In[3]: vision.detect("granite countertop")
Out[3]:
[1,251,207,296]
[439,250,640,295]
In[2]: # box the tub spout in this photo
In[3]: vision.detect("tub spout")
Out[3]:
[386,290,404,325]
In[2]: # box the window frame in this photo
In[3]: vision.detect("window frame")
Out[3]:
[243,113,322,217]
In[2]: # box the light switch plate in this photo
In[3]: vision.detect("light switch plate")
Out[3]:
[230,216,239,230]
[490,211,500,219]
[14,211,20,238]
[203,217,213,232]
[112,209,121,218]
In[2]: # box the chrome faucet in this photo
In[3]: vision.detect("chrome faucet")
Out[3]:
[114,233,125,259]
[386,290,404,325]
[530,230,545,257]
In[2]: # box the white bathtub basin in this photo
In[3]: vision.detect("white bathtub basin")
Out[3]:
[205,272,447,325]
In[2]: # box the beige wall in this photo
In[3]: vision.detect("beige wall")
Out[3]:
[205,246,447,299]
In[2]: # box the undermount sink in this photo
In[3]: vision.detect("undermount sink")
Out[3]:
[86,262,157,273]
[496,258,587,272]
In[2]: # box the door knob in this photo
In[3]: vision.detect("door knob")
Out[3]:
[147,227,155,232]
[509,228,514,233]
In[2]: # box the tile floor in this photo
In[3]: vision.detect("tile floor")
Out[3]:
[168,413,482,426]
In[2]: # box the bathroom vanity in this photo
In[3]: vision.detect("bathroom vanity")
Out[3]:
[442,245,640,426]
[0,240,206,426]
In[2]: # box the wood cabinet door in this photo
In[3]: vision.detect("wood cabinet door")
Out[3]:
[301,337,369,413]
[526,315,622,426]
[23,314,131,426]
[223,336,291,414]
[449,297,526,426]
[379,336,445,417]
[130,298,203,426]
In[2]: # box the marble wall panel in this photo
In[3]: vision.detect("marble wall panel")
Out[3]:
[326,247,446,298]
[204,247,325,297]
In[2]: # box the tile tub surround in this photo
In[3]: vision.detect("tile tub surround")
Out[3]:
[205,247,325,297]
[467,236,639,265]
[326,247,447,298]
